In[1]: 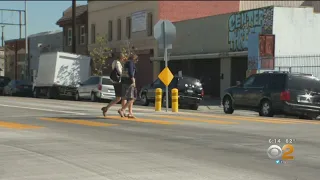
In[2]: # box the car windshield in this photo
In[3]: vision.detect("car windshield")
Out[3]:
[288,75,320,92]
[102,78,113,85]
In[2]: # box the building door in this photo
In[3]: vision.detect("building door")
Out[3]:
[231,57,247,86]
[194,59,220,98]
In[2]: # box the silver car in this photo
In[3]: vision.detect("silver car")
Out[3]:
[75,76,115,101]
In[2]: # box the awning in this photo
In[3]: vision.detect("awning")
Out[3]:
[151,51,248,61]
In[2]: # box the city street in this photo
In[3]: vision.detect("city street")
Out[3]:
[0,96,319,180]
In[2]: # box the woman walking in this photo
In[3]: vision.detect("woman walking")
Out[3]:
[101,57,126,116]
[118,54,138,118]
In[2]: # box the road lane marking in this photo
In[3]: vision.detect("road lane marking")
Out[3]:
[179,112,320,124]
[98,116,179,125]
[0,121,43,129]
[0,104,87,115]
[39,117,117,127]
[157,114,295,124]
[152,115,239,125]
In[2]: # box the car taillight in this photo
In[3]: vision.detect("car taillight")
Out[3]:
[280,91,290,101]
[98,84,102,91]
[201,89,204,97]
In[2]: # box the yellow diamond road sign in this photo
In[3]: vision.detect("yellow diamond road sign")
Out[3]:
[158,67,174,86]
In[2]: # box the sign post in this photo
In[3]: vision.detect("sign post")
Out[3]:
[154,20,176,112]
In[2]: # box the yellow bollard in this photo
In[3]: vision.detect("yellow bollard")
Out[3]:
[171,88,178,112]
[155,88,162,111]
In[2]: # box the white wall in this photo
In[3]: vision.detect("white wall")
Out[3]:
[272,7,320,78]
[273,7,320,57]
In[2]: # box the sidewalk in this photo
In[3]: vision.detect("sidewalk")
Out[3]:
[198,97,222,111]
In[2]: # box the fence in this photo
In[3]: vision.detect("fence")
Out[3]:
[249,55,320,78]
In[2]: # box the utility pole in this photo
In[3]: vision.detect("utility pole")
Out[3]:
[1,26,4,47]
[72,0,76,53]
[19,11,22,39]
[25,0,28,80]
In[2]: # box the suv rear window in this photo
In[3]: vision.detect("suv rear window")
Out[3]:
[288,75,320,91]
[102,78,113,85]
[268,74,286,90]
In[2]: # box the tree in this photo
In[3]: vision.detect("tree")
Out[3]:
[120,40,138,63]
[89,34,112,76]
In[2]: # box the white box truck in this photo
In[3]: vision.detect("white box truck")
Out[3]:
[33,52,91,99]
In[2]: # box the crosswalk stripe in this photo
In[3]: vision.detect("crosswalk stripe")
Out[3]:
[39,117,117,127]
[0,121,43,129]
[152,115,239,124]
[98,116,179,125]
[156,113,295,124]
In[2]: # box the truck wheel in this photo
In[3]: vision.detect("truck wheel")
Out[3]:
[33,88,39,98]
[75,91,81,101]
[46,88,52,99]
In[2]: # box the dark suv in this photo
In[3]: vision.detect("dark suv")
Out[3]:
[139,75,204,110]
[222,71,320,119]
[0,76,11,94]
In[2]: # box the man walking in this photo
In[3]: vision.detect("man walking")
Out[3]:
[101,57,126,116]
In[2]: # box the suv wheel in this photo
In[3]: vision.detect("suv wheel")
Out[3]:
[140,93,149,106]
[91,92,96,102]
[190,103,199,110]
[259,100,274,117]
[223,96,234,114]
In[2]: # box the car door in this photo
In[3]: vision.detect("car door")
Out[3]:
[78,78,90,98]
[147,79,162,101]
[233,75,256,107]
[245,74,270,107]
[88,76,100,93]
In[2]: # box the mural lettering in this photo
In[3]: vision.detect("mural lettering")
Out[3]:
[228,7,273,51]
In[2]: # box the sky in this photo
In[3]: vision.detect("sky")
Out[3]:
[0,0,87,41]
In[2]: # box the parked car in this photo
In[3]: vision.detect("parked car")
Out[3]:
[222,71,320,119]
[75,76,115,101]
[139,75,204,110]
[2,80,33,97]
[0,76,11,94]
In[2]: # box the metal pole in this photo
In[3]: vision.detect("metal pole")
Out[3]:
[24,0,28,80]
[19,11,22,39]
[72,0,76,53]
[162,22,169,112]
[1,26,4,47]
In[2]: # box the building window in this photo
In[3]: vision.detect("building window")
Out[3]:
[117,19,121,40]
[108,20,113,41]
[79,25,85,45]
[91,24,96,44]
[67,28,72,46]
[147,13,153,36]
[126,17,131,39]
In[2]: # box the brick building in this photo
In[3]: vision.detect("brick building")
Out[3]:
[88,1,239,91]
[56,5,88,55]
[4,38,29,80]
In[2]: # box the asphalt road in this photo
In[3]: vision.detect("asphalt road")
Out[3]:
[0,96,319,180]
